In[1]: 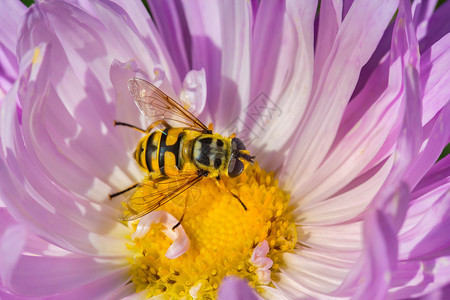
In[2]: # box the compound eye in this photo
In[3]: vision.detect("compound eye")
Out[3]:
[231,138,246,151]
[228,157,245,178]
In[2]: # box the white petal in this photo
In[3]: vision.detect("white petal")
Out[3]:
[131,211,190,259]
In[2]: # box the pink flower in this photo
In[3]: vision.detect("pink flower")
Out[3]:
[0,0,449,299]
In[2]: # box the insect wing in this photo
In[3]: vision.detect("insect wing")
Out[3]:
[128,78,209,132]
[120,173,204,221]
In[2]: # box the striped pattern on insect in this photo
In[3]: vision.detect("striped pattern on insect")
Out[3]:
[110,78,255,228]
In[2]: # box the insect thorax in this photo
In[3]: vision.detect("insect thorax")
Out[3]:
[192,135,230,175]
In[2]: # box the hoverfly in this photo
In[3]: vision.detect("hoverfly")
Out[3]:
[110,78,255,228]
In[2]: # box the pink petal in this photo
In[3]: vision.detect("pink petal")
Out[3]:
[17,3,139,191]
[292,0,420,208]
[274,222,362,297]
[218,277,258,300]
[147,0,190,78]
[0,157,129,256]
[179,68,207,116]
[44,268,130,300]
[88,0,181,88]
[249,240,273,285]
[417,1,450,52]
[109,59,151,183]
[0,0,25,55]
[0,0,25,102]
[281,0,400,194]
[403,103,450,189]
[334,179,410,297]
[414,154,450,197]
[213,1,252,129]
[352,23,393,97]
[420,33,450,125]
[337,6,425,295]
[245,0,316,172]
[0,224,26,289]
[181,1,254,130]
[412,0,438,29]
[181,0,222,123]
[0,43,18,98]
[0,49,129,256]
[300,222,362,253]
[0,208,71,258]
[399,156,450,260]
[298,158,393,225]
[279,248,358,296]
[313,0,342,93]
[389,257,450,299]
[399,182,450,260]
[4,254,127,297]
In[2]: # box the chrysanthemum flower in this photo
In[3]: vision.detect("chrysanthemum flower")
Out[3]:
[1,0,449,299]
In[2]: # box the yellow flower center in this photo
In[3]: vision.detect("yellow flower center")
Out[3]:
[127,163,297,299]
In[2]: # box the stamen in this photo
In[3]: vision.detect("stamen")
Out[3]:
[127,163,297,298]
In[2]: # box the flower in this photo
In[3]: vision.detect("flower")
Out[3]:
[0,0,449,299]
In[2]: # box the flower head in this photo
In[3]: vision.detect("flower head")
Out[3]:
[0,0,449,299]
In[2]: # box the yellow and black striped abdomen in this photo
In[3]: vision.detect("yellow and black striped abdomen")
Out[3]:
[134,128,185,176]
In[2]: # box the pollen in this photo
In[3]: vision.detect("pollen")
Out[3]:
[127,163,297,299]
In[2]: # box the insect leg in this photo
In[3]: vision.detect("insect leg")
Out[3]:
[109,183,140,199]
[113,121,146,133]
[214,176,247,211]
[172,197,188,230]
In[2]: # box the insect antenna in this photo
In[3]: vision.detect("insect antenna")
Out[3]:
[237,151,255,164]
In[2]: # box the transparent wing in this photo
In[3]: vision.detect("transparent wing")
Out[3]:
[128,78,209,132]
[120,172,204,221]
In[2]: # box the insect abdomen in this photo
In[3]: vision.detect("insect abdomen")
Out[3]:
[157,128,184,176]
[135,132,157,172]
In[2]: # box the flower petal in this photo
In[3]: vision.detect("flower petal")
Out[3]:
[218,277,258,300]
[0,46,130,256]
[339,37,424,300]
[279,249,356,295]
[417,1,450,52]
[4,254,128,297]
[213,1,251,129]
[89,0,181,88]
[276,222,362,297]
[298,157,393,225]
[245,0,316,171]
[132,211,190,259]
[0,224,26,290]
[181,0,252,129]
[403,103,450,189]
[288,0,417,206]
[48,268,131,300]
[16,3,142,191]
[181,0,222,123]
[399,156,450,260]
[282,0,400,193]
[412,0,438,28]
[313,0,342,92]
[420,33,450,125]
[179,68,207,116]
[0,0,25,54]
[0,0,25,97]
[389,256,450,299]
[148,0,191,79]
[0,155,130,257]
